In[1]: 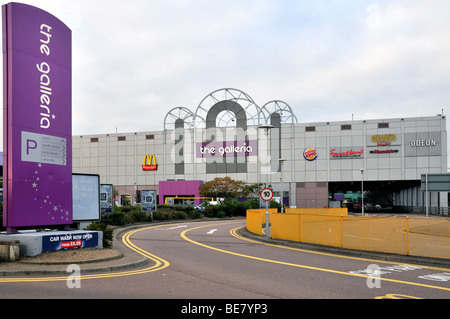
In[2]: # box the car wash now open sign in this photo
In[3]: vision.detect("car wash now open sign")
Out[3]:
[42,232,99,252]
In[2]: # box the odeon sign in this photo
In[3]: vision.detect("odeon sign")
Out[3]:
[409,139,437,147]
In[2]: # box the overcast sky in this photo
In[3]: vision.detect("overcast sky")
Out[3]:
[1,0,450,138]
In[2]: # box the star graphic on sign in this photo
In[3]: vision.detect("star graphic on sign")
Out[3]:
[53,206,58,211]
[32,182,37,188]
[38,163,42,168]
[52,114,56,120]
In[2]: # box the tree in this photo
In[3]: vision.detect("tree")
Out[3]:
[244,183,274,199]
[199,177,250,202]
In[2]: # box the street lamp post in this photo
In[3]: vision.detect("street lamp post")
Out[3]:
[259,124,273,238]
[279,158,287,213]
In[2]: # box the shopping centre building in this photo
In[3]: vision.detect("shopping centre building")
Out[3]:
[72,88,448,212]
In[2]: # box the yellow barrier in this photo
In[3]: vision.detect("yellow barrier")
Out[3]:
[246,209,450,260]
[285,208,347,216]
[246,209,277,236]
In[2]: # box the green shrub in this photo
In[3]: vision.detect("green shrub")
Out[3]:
[205,205,222,218]
[153,210,174,221]
[172,211,188,220]
[187,210,201,219]
[102,211,130,226]
[84,222,113,248]
[129,210,152,223]
[117,205,135,213]
[204,200,259,218]
[243,199,260,209]
[155,204,201,219]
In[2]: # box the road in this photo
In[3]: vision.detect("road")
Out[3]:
[1,219,450,302]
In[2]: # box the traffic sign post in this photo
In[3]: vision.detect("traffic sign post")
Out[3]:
[260,188,274,201]
[260,188,273,238]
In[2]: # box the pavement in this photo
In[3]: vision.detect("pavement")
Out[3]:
[1,219,450,276]
[0,225,149,276]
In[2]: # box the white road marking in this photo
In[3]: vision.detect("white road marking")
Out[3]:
[168,225,187,230]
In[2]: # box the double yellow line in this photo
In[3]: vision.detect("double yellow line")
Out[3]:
[0,225,169,283]
[181,223,450,294]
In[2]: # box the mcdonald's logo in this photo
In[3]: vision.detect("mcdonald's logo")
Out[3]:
[142,154,157,171]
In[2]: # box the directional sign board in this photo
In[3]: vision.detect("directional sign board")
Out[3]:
[421,174,450,192]
[260,188,274,201]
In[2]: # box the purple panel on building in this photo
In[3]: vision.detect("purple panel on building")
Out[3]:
[159,180,204,205]
[196,140,258,158]
[2,3,72,230]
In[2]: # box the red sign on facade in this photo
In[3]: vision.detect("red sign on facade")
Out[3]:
[61,240,82,248]
[142,154,157,171]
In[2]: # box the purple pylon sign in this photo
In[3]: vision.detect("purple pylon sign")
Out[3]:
[3,3,72,232]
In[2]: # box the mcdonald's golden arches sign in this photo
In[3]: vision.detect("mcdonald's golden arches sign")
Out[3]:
[142,154,157,171]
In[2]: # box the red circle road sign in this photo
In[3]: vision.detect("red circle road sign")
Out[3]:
[260,188,274,201]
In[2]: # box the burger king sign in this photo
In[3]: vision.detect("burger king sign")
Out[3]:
[303,148,318,161]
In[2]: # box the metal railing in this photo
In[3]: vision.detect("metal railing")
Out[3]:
[393,206,450,216]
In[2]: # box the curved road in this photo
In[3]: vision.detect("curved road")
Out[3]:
[1,219,450,300]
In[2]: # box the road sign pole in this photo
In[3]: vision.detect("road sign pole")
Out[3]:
[260,188,274,238]
[425,173,428,218]
[266,201,270,238]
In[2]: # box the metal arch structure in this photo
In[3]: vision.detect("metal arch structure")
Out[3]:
[164,106,196,131]
[194,88,264,128]
[163,106,198,144]
[260,100,298,125]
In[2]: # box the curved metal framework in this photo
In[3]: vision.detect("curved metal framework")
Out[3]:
[194,88,264,128]
[162,90,299,132]
[163,106,196,131]
[260,100,298,125]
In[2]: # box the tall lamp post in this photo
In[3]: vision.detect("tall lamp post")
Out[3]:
[360,168,365,216]
[279,158,287,213]
[259,124,273,238]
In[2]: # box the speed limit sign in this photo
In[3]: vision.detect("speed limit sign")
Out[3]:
[260,188,274,201]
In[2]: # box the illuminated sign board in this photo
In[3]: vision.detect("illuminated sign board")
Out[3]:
[367,134,401,147]
[371,134,397,145]
[303,148,318,161]
[404,132,441,157]
[143,154,157,171]
[330,147,364,159]
[369,149,399,154]
[72,174,100,221]
[141,190,157,212]
[2,3,72,231]
[100,184,114,213]
[42,232,99,252]
[196,140,258,158]
[367,133,401,155]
